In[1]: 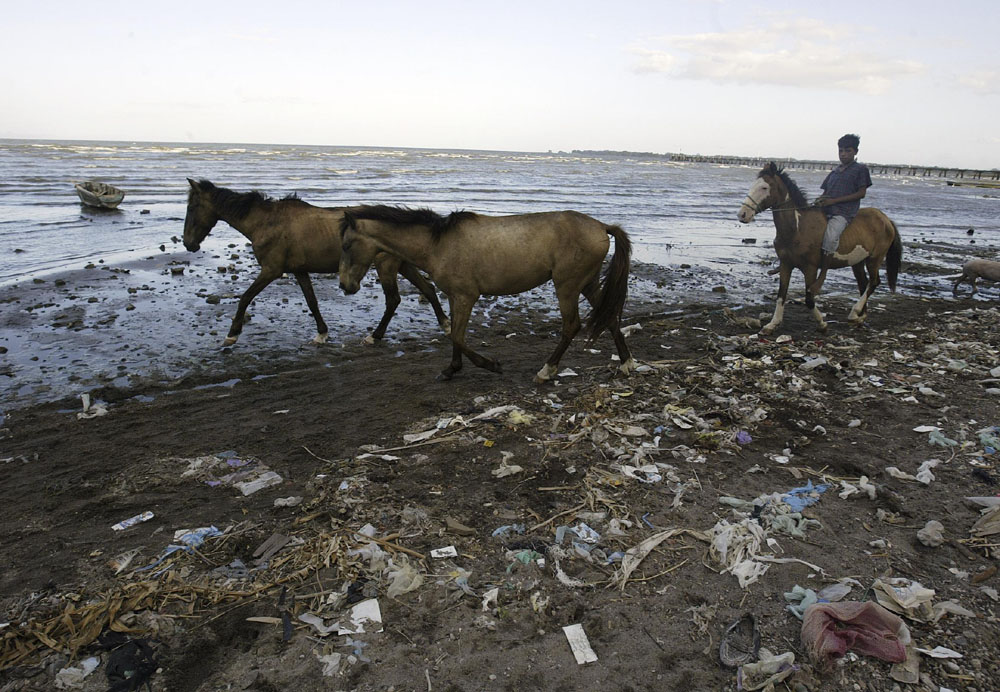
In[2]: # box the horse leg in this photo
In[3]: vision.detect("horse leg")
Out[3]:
[761,262,794,336]
[852,264,868,294]
[396,261,450,334]
[535,289,584,383]
[225,269,280,346]
[846,263,869,323]
[801,266,828,333]
[438,294,500,380]
[848,258,882,325]
[370,258,402,340]
[580,279,635,376]
[292,271,328,344]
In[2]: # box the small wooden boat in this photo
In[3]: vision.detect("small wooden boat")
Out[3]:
[947,180,1000,189]
[74,181,125,209]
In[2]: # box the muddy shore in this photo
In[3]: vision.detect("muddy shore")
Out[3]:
[1,241,999,692]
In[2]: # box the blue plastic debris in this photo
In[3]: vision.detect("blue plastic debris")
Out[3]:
[491,524,526,539]
[783,480,831,512]
[555,523,601,553]
[136,526,223,573]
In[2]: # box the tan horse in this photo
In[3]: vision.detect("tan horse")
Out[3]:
[182,179,448,345]
[737,163,902,335]
[338,206,635,382]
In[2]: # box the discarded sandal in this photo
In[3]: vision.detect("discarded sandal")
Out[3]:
[719,613,761,667]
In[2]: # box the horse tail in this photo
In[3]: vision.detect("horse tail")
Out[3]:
[886,218,902,293]
[588,225,632,340]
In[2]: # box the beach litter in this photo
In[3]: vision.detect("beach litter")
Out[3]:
[111,511,154,532]
[179,451,283,495]
[718,613,760,668]
[562,623,598,664]
[77,393,109,420]
[800,601,909,665]
[53,656,100,689]
[738,649,797,691]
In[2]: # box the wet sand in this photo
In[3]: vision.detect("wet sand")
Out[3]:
[1,236,992,413]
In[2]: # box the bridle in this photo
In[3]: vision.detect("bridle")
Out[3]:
[743,191,821,215]
[740,196,767,215]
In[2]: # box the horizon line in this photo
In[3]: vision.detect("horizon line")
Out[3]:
[1,137,995,173]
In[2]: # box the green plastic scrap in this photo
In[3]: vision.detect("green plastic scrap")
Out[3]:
[770,513,821,538]
[928,430,958,447]
[784,585,819,620]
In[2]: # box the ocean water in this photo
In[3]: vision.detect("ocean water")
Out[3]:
[1,139,997,290]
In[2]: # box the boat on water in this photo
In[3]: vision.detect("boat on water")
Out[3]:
[74,181,125,209]
[946,180,1000,189]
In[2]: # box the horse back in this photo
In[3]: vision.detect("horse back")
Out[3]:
[842,207,897,252]
[460,210,610,259]
[254,202,346,272]
[431,210,612,295]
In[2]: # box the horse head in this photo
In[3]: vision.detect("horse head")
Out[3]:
[183,178,220,251]
[738,162,784,223]
[337,212,380,295]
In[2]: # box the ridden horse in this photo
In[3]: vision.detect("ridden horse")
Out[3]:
[337,206,636,382]
[182,179,448,345]
[737,163,902,335]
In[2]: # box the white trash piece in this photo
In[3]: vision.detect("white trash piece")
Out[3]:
[563,623,598,664]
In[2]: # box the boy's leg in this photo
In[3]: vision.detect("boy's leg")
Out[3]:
[810,216,848,293]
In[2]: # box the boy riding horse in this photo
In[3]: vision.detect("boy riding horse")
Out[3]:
[809,133,873,293]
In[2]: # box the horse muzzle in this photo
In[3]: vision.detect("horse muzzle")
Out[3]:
[737,206,755,224]
[339,280,359,295]
[184,241,200,252]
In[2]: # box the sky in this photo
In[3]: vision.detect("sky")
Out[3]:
[3,1,999,169]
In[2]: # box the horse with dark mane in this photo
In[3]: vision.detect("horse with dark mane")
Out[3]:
[338,205,635,382]
[737,163,902,334]
[182,179,448,345]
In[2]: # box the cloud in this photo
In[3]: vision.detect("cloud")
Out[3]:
[632,16,924,95]
[958,70,1000,95]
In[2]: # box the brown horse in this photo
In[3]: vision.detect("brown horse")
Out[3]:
[337,206,635,382]
[737,163,902,335]
[182,179,448,345]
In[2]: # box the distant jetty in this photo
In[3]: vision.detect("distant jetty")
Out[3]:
[570,150,1000,181]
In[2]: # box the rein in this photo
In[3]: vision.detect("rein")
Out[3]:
[743,197,822,214]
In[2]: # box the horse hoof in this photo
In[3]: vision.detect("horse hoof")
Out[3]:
[817,323,828,333]
[759,327,775,337]
[313,333,329,345]
[223,336,238,346]
[436,370,455,381]
[535,363,557,382]
[619,358,637,375]
[362,335,376,346]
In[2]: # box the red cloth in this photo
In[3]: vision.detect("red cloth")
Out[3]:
[801,601,907,664]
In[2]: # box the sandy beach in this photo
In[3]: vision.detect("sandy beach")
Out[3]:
[1,242,999,691]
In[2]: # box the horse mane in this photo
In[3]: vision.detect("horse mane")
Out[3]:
[340,205,477,240]
[193,179,308,220]
[758,163,811,208]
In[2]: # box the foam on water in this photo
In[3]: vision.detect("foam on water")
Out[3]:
[1,139,997,290]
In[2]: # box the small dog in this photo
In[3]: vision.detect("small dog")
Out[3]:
[953,259,1000,296]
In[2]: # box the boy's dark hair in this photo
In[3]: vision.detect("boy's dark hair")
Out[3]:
[838,133,861,150]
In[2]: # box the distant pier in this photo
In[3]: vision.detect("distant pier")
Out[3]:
[666,153,1000,181]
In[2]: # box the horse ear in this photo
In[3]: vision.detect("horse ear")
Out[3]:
[766,162,777,175]
[187,178,197,188]
[339,210,356,236]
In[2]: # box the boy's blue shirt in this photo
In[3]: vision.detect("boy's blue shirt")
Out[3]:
[821,161,872,221]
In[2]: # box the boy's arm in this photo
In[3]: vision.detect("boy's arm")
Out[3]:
[816,186,868,206]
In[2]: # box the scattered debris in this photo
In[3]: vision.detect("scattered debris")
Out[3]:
[562,623,598,664]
